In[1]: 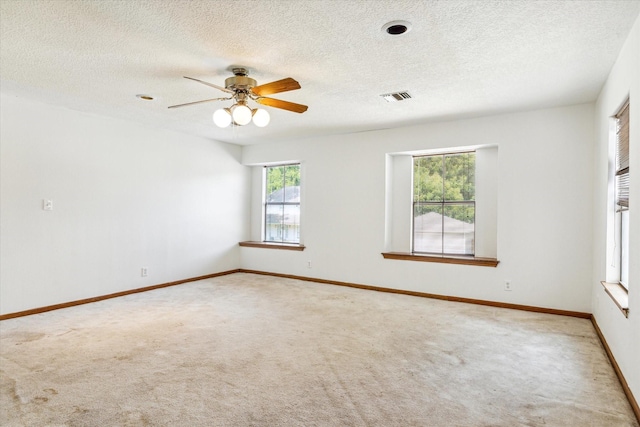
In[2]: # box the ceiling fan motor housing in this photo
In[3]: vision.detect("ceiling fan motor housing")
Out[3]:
[225,75,257,91]
[225,68,256,92]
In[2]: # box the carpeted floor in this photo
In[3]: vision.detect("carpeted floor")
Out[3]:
[0,273,637,426]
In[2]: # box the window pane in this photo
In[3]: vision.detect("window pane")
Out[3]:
[616,171,629,208]
[265,204,284,242]
[414,156,443,202]
[282,204,300,243]
[413,204,443,253]
[284,165,300,203]
[443,204,475,255]
[264,164,301,244]
[621,210,629,288]
[412,152,476,256]
[444,153,475,202]
[266,166,285,201]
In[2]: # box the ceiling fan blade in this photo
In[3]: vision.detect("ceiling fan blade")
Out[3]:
[183,76,234,94]
[251,78,301,96]
[255,97,308,113]
[167,97,230,109]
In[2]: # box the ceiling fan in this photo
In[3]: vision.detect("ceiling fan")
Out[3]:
[168,67,308,128]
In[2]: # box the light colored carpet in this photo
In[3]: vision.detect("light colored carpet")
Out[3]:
[0,273,637,426]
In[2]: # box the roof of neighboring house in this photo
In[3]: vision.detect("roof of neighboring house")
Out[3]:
[414,212,474,233]
[267,186,300,203]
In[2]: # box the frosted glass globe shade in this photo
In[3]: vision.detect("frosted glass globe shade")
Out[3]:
[252,109,270,127]
[213,109,231,127]
[232,105,252,126]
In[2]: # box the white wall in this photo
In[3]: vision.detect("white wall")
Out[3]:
[241,103,595,313]
[592,15,640,406]
[0,93,249,315]
[385,154,413,253]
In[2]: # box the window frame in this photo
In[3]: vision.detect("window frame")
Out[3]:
[614,100,630,290]
[600,98,630,318]
[412,151,476,257]
[263,163,301,244]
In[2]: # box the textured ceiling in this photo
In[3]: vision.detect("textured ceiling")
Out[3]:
[1,0,639,146]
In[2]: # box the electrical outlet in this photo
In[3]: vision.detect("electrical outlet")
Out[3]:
[307,261,312,268]
[504,280,512,291]
[43,199,53,211]
[141,267,148,277]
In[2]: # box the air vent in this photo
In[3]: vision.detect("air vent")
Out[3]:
[380,91,412,102]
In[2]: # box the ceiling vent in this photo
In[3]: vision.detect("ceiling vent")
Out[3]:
[380,91,412,102]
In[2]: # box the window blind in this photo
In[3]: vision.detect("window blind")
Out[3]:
[615,101,630,208]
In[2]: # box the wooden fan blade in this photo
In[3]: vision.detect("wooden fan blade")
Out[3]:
[255,97,308,113]
[183,76,234,94]
[167,97,229,109]
[251,78,301,96]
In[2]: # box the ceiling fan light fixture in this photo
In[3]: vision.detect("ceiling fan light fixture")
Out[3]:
[252,108,270,127]
[213,108,232,127]
[231,104,252,126]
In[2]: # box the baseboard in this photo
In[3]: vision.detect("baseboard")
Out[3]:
[0,269,241,321]
[2,268,633,422]
[591,316,640,424]
[238,269,592,319]
[1,268,592,321]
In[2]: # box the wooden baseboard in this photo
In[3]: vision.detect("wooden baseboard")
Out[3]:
[3,269,634,423]
[1,268,591,321]
[0,269,241,321]
[591,316,640,424]
[237,269,591,319]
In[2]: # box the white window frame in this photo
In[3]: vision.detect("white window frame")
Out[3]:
[613,100,630,290]
[263,163,301,244]
[411,151,476,257]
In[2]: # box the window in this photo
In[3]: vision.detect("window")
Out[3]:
[413,152,475,256]
[615,101,630,289]
[264,164,300,244]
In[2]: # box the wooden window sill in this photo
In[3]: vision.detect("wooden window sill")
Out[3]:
[381,252,499,267]
[239,241,305,251]
[600,281,629,318]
